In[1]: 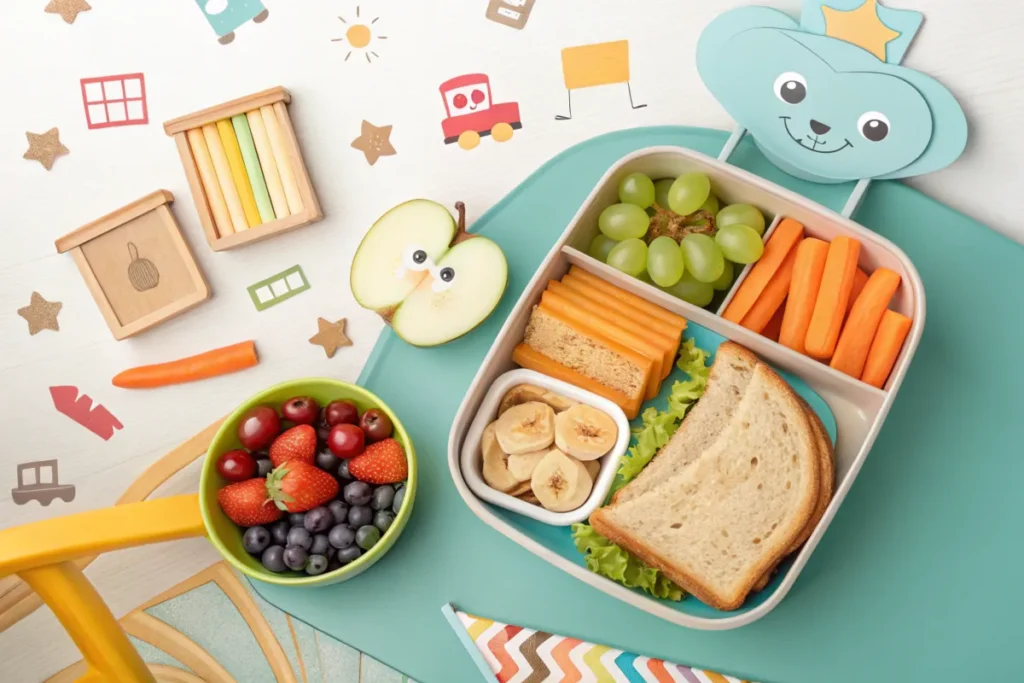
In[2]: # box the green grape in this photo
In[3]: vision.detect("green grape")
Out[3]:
[637,269,655,285]
[606,238,648,277]
[667,172,711,216]
[680,233,725,283]
[715,224,765,264]
[646,236,685,287]
[588,234,618,262]
[700,193,720,214]
[618,173,656,208]
[711,260,735,291]
[717,204,766,235]
[653,178,674,209]
[662,272,714,308]
[598,203,650,241]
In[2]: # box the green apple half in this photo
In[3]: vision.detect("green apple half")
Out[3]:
[350,200,509,347]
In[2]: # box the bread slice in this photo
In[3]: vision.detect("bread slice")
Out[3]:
[590,358,820,611]
[612,342,759,506]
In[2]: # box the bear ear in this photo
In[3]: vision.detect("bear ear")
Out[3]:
[697,6,799,79]
[878,70,968,179]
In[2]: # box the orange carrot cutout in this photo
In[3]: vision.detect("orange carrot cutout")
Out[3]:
[861,310,912,389]
[830,268,902,378]
[779,238,829,354]
[740,245,799,334]
[804,237,861,360]
[113,341,258,389]
[723,218,804,324]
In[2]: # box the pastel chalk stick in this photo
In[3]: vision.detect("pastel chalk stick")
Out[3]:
[260,104,303,215]
[232,114,275,223]
[186,128,234,237]
[246,109,290,219]
[202,123,248,234]
[217,118,262,228]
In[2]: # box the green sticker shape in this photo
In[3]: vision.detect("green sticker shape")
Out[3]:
[247,265,310,311]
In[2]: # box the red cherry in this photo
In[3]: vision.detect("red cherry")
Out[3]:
[324,400,359,427]
[237,406,281,450]
[216,449,257,482]
[282,396,320,425]
[359,408,393,442]
[328,423,365,459]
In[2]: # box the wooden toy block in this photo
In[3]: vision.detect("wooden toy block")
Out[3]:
[164,86,323,251]
[56,190,210,340]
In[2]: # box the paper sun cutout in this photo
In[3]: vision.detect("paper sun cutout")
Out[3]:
[697,0,967,183]
[332,6,387,63]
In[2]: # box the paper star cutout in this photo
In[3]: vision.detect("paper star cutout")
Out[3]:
[45,0,92,24]
[823,0,900,61]
[18,292,63,335]
[351,120,396,165]
[309,317,352,358]
[24,128,69,170]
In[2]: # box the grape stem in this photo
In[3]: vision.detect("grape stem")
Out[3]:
[646,205,716,245]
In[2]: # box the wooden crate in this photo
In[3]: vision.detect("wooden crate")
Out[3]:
[164,86,322,251]
[56,191,210,340]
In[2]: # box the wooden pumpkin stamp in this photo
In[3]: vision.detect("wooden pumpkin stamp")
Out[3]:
[56,190,210,340]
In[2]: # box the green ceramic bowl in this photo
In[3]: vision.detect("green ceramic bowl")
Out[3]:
[199,378,417,586]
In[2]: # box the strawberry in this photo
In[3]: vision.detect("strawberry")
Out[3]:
[266,461,339,512]
[217,479,283,526]
[269,424,317,467]
[348,438,408,484]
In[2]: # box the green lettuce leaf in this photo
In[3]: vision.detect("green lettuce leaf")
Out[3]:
[571,338,711,602]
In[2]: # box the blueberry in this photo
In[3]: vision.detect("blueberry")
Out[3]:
[343,481,372,506]
[336,545,362,565]
[286,527,312,550]
[356,525,381,550]
[328,557,343,572]
[269,520,290,546]
[261,545,287,572]
[289,512,306,527]
[310,533,330,556]
[304,506,333,533]
[306,554,329,575]
[392,487,406,514]
[328,524,355,549]
[256,458,274,478]
[337,460,354,481]
[317,421,331,444]
[373,510,395,533]
[316,449,340,472]
[243,526,271,555]
[371,485,395,511]
[328,500,349,525]
[348,505,373,528]
[283,546,308,571]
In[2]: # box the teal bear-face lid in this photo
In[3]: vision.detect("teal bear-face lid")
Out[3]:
[697,0,968,184]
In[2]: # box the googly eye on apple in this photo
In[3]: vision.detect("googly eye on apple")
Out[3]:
[351,200,508,347]
[697,0,968,184]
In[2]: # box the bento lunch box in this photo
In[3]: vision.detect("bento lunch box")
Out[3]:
[447,146,925,630]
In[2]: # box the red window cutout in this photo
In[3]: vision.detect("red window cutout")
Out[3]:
[80,73,149,130]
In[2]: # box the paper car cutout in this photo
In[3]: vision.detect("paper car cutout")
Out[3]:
[697,0,968,183]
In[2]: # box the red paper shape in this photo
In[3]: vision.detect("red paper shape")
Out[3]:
[50,386,123,440]
[439,73,522,144]
[80,73,149,130]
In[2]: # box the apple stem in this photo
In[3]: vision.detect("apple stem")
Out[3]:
[452,201,476,245]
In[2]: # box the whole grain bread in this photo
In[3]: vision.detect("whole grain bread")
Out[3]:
[589,354,820,611]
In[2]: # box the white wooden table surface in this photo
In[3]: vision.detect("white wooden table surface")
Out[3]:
[1,1,1021,680]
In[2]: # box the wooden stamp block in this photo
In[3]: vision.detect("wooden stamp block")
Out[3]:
[164,86,323,251]
[56,190,210,340]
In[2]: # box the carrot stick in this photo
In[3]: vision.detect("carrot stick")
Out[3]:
[723,218,804,324]
[762,302,786,342]
[830,268,902,378]
[740,245,799,333]
[861,310,912,389]
[113,341,258,389]
[804,236,861,360]
[847,268,869,315]
[779,238,829,354]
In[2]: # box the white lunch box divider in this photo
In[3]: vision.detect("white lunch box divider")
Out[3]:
[447,146,925,630]
[460,368,630,526]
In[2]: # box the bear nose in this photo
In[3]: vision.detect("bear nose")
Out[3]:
[810,119,831,135]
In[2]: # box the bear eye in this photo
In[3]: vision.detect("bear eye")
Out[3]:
[858,112,890,142]
[401,244,433,271]
[774,72,807,104]
[430,265,456,292]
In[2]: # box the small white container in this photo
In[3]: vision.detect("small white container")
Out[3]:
[460,369,629,526]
